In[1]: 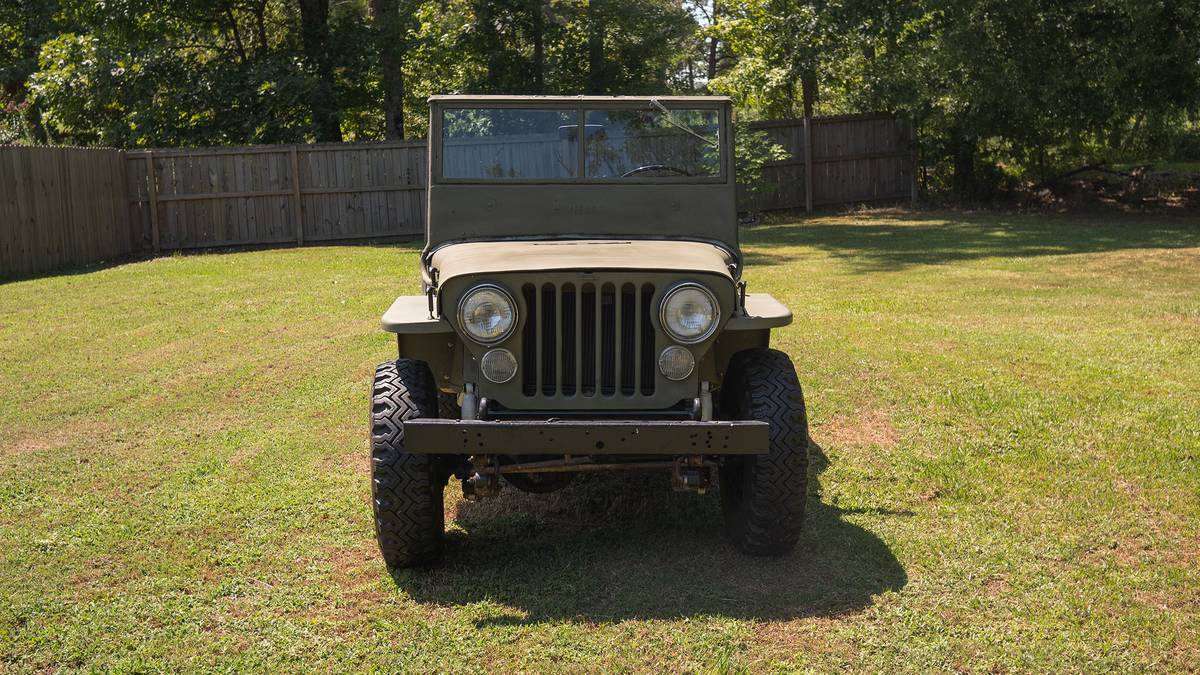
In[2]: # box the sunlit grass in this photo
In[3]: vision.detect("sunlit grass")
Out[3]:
[1,211,1198,670]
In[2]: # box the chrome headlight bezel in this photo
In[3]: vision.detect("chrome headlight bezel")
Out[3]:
[457,283,518,345]
[659,282,720,344]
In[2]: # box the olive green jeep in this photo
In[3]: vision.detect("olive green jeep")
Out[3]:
[372,95,809,567]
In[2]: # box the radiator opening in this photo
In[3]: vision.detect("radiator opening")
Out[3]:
[519,279,656,400]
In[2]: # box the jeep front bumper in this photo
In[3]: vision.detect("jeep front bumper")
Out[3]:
[401,419,769,456]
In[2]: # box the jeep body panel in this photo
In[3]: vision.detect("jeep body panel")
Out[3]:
[729,294,792,330]
[428,239,736,283]
[426,183,738,255]
[381,295,452,333]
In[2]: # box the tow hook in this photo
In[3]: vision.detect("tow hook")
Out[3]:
[672,455,711,494]
[463,454,500,500]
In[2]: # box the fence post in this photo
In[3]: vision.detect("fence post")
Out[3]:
[290,146,304,246]
[803,115,814,213]
[145,151,160,253]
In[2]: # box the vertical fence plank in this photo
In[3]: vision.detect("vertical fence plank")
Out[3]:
[803,116,814,213]
[290,146,304,245]
[910,118,919,206]
[145,152,160,253]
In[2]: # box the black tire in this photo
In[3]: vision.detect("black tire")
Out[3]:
[437,391,460,420]
[718,348,810,556]
[371,359,446,568]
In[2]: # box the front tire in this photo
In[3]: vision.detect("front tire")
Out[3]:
[371,359,445,568]
[718,348,810,555]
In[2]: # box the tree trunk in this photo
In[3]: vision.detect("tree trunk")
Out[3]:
[298,0,343,142]
[253,0,270,51]
[706,2,720,84]
[951,133,976,201]
[224,7,248,62]
[531,0,545,93]
[370,0,406,139]
[801,69,817,119]
[587,0,606,93]
[474,1,503,92]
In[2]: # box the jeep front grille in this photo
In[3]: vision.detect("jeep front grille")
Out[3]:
[521,282,656,398]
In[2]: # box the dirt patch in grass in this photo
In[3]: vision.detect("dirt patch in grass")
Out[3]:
[742,617,853,667]
[319,448,370,476]
[1161,311,1200,325]
[815,409,898,449]
[1,417,114,458]
[301,543,392,625]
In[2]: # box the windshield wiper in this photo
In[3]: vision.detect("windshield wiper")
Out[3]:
[649,97,719,148]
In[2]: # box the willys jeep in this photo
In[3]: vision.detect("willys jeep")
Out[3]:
[372,95,809,568]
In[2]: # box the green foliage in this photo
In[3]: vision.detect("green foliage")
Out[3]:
[710,0,1200,199]
[732,118,789,209]
[3,0,1198,202]
[2,0,702,147]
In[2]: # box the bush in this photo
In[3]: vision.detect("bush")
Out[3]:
[734,119,789,212]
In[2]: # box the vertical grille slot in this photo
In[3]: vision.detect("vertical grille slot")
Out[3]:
[561,284,576,396]
[518,280,656,401]
[600,283,616,396]
[640,283,656,395]
[540,284,557,396]
[620,284,637,395]
[581,284,596,395]
[521,284,537,395]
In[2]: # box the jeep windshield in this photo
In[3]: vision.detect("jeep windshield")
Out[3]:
[437,102,723,182]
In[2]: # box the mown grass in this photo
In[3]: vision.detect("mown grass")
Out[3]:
[1,210,1198,671]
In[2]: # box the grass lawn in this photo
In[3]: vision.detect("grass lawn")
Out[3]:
[2,210,1198,671]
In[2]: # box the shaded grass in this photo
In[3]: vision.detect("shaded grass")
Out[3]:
[1,211,1198,671]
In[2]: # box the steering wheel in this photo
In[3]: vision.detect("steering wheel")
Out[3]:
[620,164,693,178]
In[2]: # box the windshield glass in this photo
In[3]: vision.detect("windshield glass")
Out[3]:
[439,104,722,181]
[442,108,578,179]
[584,108,719,178]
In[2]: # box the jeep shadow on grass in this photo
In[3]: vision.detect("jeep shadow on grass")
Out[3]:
[391,441,908,624]
[371,96,814,568]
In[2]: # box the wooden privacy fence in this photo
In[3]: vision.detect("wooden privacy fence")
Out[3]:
[2,113,913,278]
[742,114,915,211]
[1,146,133,279]
[126,141,425,251]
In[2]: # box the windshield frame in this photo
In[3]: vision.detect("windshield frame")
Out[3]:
[430,98,730,185]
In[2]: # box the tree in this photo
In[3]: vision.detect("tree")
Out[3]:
[713,0,1200,198]
[370,0,409,139]
[297,0,342,142]
[0,0,69,144]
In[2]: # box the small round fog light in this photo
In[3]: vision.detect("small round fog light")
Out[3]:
[480,348,518,383]
[658,346,695,381]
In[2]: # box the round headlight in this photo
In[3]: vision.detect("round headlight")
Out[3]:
[458,284,516,344]
[480,348,518,383]
[658,346,695,381]
[660,283,719,343]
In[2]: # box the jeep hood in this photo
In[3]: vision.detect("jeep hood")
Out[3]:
[428,240,737,283]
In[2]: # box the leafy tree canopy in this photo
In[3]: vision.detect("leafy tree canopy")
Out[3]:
[2,0,1197,197]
